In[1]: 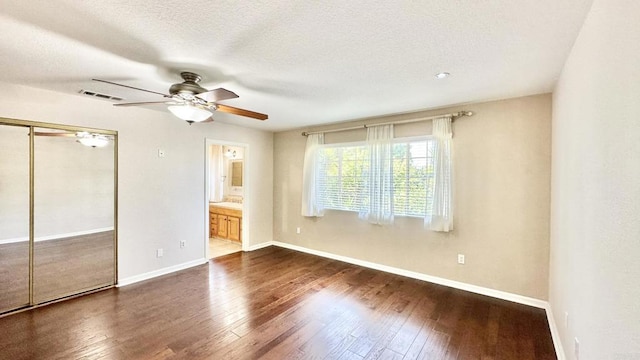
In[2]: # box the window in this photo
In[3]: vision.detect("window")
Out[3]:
[392,139,436,217]
[317,137,436,217]
[317,144,369,212]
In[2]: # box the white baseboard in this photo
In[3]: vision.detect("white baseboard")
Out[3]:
[0,227,115,245]
[270,241,565,357]
[247,241,273,251]
[545,304,566,360]
[272,241,546,308]
[117,258,208,287]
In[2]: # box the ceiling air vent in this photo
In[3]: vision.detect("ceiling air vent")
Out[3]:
[79,89,123,102]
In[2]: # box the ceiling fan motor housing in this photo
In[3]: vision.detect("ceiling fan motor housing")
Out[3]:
[169,72,207,95]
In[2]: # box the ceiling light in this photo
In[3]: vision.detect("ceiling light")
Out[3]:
[225,149,237,158]
[167,104,212,122]
[76,133,110,148]
[435,72,450,79]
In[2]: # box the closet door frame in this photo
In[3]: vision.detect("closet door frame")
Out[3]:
[0,117,118,314]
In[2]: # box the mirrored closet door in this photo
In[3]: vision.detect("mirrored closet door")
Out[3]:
[0,124,31,313]
[0,119,117,314]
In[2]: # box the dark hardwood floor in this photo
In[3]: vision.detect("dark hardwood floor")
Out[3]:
[0,246,556,359]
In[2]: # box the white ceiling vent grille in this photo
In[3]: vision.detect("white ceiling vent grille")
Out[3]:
[79,89,123,102]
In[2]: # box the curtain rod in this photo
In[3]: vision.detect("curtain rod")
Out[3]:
[301,111,473,136]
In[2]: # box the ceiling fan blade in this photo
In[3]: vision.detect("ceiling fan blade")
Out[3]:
[92,79,170,97]
[201,117,215,123]
[113,101,172,107]
[215,104,268,121]
[195,88,239,103]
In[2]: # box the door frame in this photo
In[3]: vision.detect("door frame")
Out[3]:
[204,139,249,259]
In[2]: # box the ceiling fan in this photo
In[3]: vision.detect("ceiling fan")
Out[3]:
[92,72,268,124]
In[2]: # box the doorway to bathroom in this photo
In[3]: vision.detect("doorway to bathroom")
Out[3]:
[205,140,247,259]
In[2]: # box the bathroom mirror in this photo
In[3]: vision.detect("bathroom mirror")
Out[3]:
[231,160,243,187]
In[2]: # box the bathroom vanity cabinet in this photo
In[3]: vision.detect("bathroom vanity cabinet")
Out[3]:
[209,205,242,243]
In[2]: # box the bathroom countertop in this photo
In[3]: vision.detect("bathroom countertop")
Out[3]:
[209,202,243,210]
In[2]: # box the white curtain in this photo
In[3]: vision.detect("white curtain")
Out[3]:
[301,133,325,217]
[209,146,224,202]
[426,117,453,231]
[360,124,394,225]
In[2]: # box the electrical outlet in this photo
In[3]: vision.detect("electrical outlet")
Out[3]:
[574,337,580,359]
[457,254,465,264]
[158,149,165,158]
[180,240,186,249]
[296,227,301,234]
[156,248,163,257]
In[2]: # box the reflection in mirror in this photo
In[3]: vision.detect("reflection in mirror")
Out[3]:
[0,125,30,313]
[32,127,115,304]
[231,160,243,187]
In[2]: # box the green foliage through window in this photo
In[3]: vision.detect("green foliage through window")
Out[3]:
[317,138,435,217]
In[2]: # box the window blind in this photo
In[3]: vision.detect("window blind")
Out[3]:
[317,138,436,217]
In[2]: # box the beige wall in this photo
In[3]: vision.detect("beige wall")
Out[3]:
[0,82,273,281]
[550,0,640,358]
[274,94,551,300]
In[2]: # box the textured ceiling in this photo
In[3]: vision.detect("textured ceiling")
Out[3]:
[0,0,593,131]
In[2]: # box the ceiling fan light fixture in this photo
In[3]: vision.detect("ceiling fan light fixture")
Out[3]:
[77,133,110,148]
[167,104,212,122]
